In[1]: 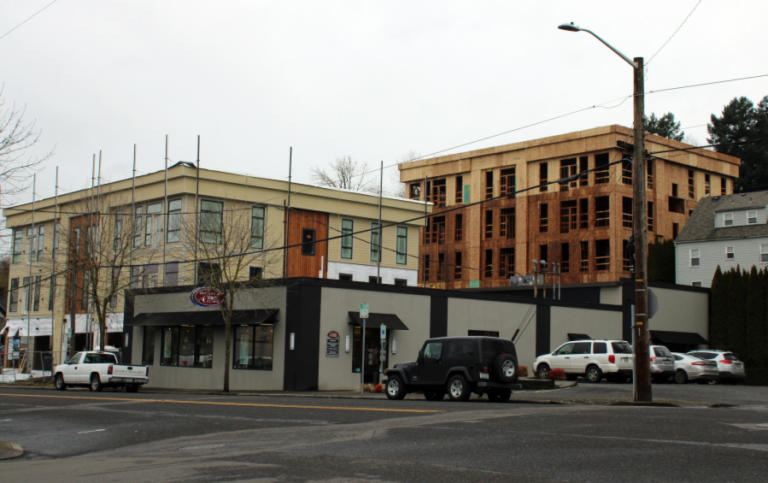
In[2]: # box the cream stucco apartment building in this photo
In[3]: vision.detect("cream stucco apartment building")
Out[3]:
[2,162,427,366]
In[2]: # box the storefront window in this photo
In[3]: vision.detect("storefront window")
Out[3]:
[195,327,214,368]
[142,326,156,365]
[160,325,214,368]
[161,327,179,366]
[179,327,195,367]
[233,324,273,370]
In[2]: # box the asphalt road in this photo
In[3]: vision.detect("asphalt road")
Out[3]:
[1,383,767,482]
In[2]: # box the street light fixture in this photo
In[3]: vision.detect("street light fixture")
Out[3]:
[558,22,652,402]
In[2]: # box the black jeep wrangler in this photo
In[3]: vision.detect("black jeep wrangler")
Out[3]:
[383,336,519,402]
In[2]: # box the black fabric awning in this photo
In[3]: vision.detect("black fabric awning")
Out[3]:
[131,309,278,327]
[348,312,408,330]
[650,330,708,346]
[568,333,591,341]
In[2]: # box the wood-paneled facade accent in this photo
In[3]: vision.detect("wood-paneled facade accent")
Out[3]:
[399,125,741,288]
[285,208,329,278]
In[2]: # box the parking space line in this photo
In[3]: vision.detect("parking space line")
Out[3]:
[0,392,439,414]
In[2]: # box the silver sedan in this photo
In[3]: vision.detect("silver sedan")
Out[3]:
[671,352,718,384]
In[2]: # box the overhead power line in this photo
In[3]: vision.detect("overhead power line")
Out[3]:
[0,0,59,41]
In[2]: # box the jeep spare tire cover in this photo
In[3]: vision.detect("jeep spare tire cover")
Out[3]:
[494,354,517,383]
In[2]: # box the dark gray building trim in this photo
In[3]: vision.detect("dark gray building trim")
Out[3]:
[430,294,447,337]
[284,284,321,390]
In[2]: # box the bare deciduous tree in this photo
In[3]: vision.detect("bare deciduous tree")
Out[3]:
[1,89,49,195]
[186,205,278,392]
[312,156,376,193]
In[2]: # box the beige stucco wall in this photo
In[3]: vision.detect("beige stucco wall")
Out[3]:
[132,286,287,391]
[600,286,623,305]
[315,287,431,391]
[446,298,536,372]
[647,286,709,337]
[548,306,623,359]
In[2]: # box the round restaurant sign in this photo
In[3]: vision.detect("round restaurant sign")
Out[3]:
[327,330,339,339]
[190,286,224,307]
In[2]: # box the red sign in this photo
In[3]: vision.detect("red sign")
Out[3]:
[190,287,224,307]
[327,330,339,339]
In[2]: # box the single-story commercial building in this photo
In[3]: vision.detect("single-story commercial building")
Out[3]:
[124,278,709,391]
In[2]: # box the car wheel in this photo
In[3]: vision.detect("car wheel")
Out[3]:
[674,370,688,384]
[89,374,103,392]
[488,389,511,402]
[494,354,518,383]
[446,374,471,401]
[54,374,66,391]
[536,363,550,380]
[385,375,406,400]
[424,390,444,401]
[585,365,602,383]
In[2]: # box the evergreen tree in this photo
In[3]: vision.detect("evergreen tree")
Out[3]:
[644,112,685,141]
[707,95,768,192]
[648,239,675,282]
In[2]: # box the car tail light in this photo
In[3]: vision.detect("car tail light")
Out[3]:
[719,359,733,364]
[650,356,656,362]
[108,364,113,375]
[608,354,615,363]
[481,366,489,373]
[692,361,706,366]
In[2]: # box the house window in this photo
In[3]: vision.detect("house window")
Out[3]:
[539,203,548,233]
[32,276,41,311]
[560,243,570,273]
[594,153,610,184]
[455,214,463,241]
[705,174,711,195]
[621,156,632,185]
[648,201,655,232]
[142,327,157,365]
[500,168,516,197]
[580,241,589,272]
[747,210,758,224]
[113,214,123,252]
[539,162,548,192]
[234,325,274,370]
[579,156,589,186]
[197,262,221,286]
[595,196,610,227]
[8,278,18,312]
[303,228,317,256]
[167,199,182,243]
[455,175,463,203]
[499,248,515,277]
[485,210,494,238]
[250,205,265,249]
[165,262,179,287]
[690,248,701,267]
[725,246,735,260]
[396,226,407,265]
[560,201,577,233]
[484,249,493,278]
[12,229,23,263]
[500,208,515,238]
[409,182,421,200]
[485,171,494,199]
[560,158,577,190]
[673,223,679,239]
[688,170,695,198]
[341,218,353,259]
[161,326,214,368]
[28,225,45,261]
[431,178,446,207]
[145,202,162,247]
[761,243,768,262]
[539,244,548,264]
[721,177,727,195]
[454,251,462,279]
[199,199,223,244]
[647,159,654,190]
[723,212,733,226]
[423,255,430,282]
[369,223,380,262]
[622,197,633,228]
[623,239,633,272]
[595,240,610,271]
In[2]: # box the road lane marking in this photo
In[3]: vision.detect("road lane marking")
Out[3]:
[0,393,439,414]
[78,428,106,434]
[0,418,11,422]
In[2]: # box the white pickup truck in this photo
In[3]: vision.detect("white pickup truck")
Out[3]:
[53,351,149,392]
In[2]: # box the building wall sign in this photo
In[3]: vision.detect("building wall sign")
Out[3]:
[190,287,224,308]
[326,330,340,357]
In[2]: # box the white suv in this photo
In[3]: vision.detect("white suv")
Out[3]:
[533,339,633,383]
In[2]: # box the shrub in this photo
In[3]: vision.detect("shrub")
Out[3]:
[549,368,566,381]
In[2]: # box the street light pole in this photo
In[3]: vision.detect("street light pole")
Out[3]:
[558,22,651,402]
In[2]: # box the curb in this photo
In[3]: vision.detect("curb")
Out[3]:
[0,440,23,460]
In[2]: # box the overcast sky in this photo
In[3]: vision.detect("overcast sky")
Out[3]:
[2,0,767,207]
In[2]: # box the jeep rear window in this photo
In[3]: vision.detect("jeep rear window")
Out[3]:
[481,339,516,358]
[612,342,632,354]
